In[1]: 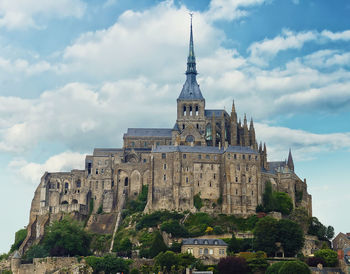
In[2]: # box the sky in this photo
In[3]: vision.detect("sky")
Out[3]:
[0,0,350,253]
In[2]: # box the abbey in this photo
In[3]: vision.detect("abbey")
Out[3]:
[20,21,312,252]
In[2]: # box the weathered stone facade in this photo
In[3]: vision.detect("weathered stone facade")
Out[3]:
[20,20,312,253]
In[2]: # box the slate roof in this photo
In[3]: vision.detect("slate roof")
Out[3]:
[205,109,229,118]
[124,128,172,138]
[152,145,258,154]
[93,148,151,156]
[182,238,228,246]
[265,161,287,174]
[178,74,204,100]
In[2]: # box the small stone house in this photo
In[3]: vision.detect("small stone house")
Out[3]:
[182,238,228,263]
[333,233,350,251]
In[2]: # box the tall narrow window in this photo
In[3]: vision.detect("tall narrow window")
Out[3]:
[195,105,199,116]
[190,105,193,116]
[183,105,186,116]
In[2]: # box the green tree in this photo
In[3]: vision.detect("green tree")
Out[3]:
[253,217,278,256]
[149,231,167,258]
[10,228,27,253]
[193,193,203,211]
[273,192,293,215]
[22,244,49,263]
[228,234,241,253]
[43,217,91,257]
[278,260,310,274]
[154,251,179,272]
[114,237,132,257]
[289,207,310,234]
[326,226,335,240]
[276,219,304,257]
[314,249,338,267]
[85,254,131,274]
[161,220,189,237]
[262,181,275,212]
[308,217,327,240]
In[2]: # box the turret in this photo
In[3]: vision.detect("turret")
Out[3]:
[249,117,257,150]
[287,148,295,172]
[230,100,238,146]
[243,114,249,146]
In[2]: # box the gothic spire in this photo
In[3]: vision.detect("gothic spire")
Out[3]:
[287,148,295,172]
[231,99,236,113]
[186,13,197,75]
[178,14,203,101]
[249,117,254,129]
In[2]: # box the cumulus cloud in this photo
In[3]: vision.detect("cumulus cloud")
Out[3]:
[0,0,86,30]
[205,0,271,21]
[321,29,350,41]
[255,123,350,161]
[9,151,86,185]
[248,29,318,66]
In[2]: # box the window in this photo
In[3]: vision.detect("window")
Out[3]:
[246,164,249,171]
[102,181,104,189]
[186,167,189,172]
[162,153,166,159]
[76,180,81,188]
[143,159,147,163]
[252,191,254,196]
[164,164,166,170]
[204,240,208,244]
[101,168,104,174]
[194,240,198,244]
[105,160,109,165]
[144,141,147,147]
[235,177,238,182]
[131,141,135,147]
[213,174,216,179]
[190,105,193,116]
[156,142,160,146]
[186,177,189,183]
[236,189,238,195]
[237,165,240,171]
[98,160,101,165]
[204,248,208,254]
[95,168,98,175]
[183,105,186,116]
[255,155,258,160]
[182,124,185,130]
[124,178,128,186]
[198,154,201,160]
[209,249,213,255]
[195,105,199,116]
[209,182,212,187]
[234,154,237,159]
[199,248,203,254]
[65,182,69,189]
[198,182,199,186]
[163,174,166,181]
[183,154,186,159]
[196,123,199,129]
[214,240,218,245]
[243,154,245,159]
[200,173,202,179]
[206,154,210,159]
[248,177,251,183]
[214,155,217,160]
[211,164,213,170]
[249,155,251,160]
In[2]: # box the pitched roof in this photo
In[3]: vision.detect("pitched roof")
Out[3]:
[182,238,228,246]
[152,145,258,154]
[178,74,204,100]
[205,109,229,118]
[124,128,172,138]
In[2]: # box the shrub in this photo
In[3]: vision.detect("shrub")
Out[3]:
[278,260,310,274]
[213,226,224,234]
[169,242,182,253]
[193,193,203,211]
[314,249,338,267]
[85,254,131,274]
[130,269,140,274]
[217,256,249,274]
[306,256,326,267]
[136,210,183,230]
[161,220,189,237]
[22,244,49,263]
[97,204,103,214]
[265,261,285,274]
[149,231,167,258]
[10,228,27,253]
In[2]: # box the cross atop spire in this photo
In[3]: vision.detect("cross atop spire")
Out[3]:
[186,13,197,75]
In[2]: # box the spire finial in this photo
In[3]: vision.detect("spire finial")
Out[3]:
[186,12,197,75]
[231,99,236,113]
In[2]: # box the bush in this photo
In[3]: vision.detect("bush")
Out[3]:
[85,254,131,274]
[130,269,140,274]
[213,225,224,234]
[114,237,132,257]
[217,256,249,274]
[126,185,149,214]
[278,260,310,274]
[43,217,91,257]
[161,220,189,237]
[10,228,27,253]
[169,242,182,253]
[22,244,49,263]
[265,261,285,274]
[314,249,338,267]
[149,231,167,258]
[193,193,203,211]
[306,256,326,267]
[136,210,183,230]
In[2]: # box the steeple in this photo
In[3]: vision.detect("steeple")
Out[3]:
[287,148,295,172]
[186,14,197,75]
[178,14,204,101]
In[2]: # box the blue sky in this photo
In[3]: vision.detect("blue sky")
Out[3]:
[1,0,350,253]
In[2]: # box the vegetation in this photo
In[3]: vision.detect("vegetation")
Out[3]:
[308,217,334,241]
[90,234,112,254]
[260,181,293,215]
[217,256,249,274]
[228,234,253,253]
[237,251,269,273]
[124,185,149,215]
[278,260,310,274]
[265,261,285,274]
[289,207,310,233]
[253,216,304,256]
[85,254,131,274]
[306,256,326,267]
[193,193,203,211]
[23,244,49,263]
[10,228,27,253]
[0,253,9,261]
[43,217,91,257]
[154,251,198,273]
[161,220,189,237]
[313,249,338,267]
[136,210,183,230]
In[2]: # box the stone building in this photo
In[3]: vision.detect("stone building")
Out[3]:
[181,238,228,264]
[20,20,312,253]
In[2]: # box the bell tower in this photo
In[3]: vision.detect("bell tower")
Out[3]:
[176,14,206,144]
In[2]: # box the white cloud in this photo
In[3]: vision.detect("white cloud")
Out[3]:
[255,123,350,161]
[9,151,86,185]
[205,0,270,21]
[248,29,318,66]
[322,29,350,41]
[103,0,118,8]
[0,0,86,30]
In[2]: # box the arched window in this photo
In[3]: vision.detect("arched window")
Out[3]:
[64,182,69,189]
[190,105,193,116]
[72,199,78,204]
[195,105,199,116]
[76,180,81,188]
[205,124,212,146]
[185,135,195,143]
[183,105,186,116]
[61,200,68,205]
[124,177,128,186]
[214,240,218,245]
